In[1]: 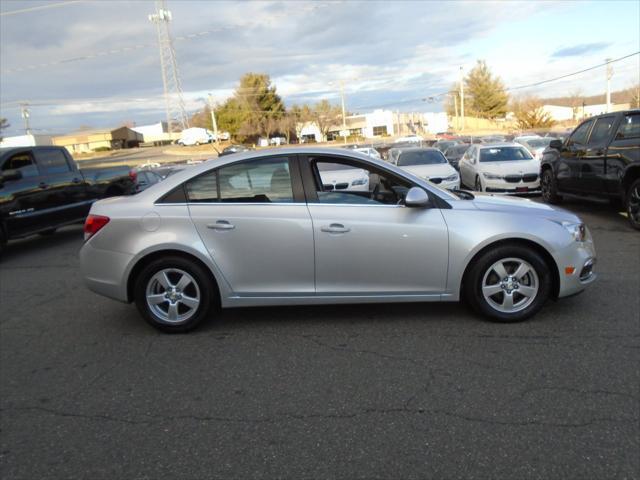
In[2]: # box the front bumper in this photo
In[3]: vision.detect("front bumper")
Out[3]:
[429,178,460,190]
[79,241,133,302]
[554,239,597,298]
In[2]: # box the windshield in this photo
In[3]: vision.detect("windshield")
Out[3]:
[397,150,447,166]
[526,138,552,149]
[480,147,532,162]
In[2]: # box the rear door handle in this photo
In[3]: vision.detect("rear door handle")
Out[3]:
[207,220,235,231]
[321,223,350,234]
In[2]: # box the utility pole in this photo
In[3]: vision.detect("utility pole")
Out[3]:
[207,93,219,145]
[339,80,347,145]
[605,58,613,113]
[459,66,465,131]
[20,103,31,135]
[149,0,189,134]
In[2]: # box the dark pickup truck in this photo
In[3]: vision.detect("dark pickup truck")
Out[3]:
[0,146,136,249]
[540,109,640,230]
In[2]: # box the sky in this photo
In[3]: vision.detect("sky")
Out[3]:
[0,0,638,135]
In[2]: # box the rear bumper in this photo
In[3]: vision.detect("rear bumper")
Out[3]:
[79,241,133,302]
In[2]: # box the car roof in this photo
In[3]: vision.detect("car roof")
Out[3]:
[478,142,523,149]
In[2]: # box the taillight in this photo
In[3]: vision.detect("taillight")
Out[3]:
[84,214,110,241]
[129,170,137,183]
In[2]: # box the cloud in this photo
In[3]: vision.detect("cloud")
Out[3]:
[551,42,611,58]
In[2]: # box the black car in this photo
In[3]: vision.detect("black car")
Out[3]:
[540,110,640,230]
[0,146,136,250]
[443,143,471,170]
[134,169,163,192]
[219,144,252,157]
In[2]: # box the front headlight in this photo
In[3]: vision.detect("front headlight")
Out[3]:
[351,177,368,186]
[442,173,459,182]
[563,222,587,242]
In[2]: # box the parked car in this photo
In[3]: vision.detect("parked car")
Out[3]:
[515,137,553,161]
[540,110,640,230]
[396,134,424,143]
[219,144,253,156]
[389,147,459,190]
[134,169,163,192]
[177,127,214,146]
[0,146,136,250]
[353,147,382,159]
[434,139,460,153]
[443,143,471,170]
[80,147,596,332]
[458,143,541,194]
[317,160,369,192]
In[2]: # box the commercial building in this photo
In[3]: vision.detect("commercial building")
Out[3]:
[0,134,53,148]
[52,127,143,154]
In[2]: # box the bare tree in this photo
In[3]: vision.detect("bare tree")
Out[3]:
[311,100,342,141]
[511,96,555,130]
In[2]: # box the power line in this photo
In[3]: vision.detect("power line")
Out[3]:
[506,51,640,92]
[0,0,85,17]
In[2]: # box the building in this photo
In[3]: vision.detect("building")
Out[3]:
[52,127,143,154]
[540,103,632,123]
[0,134,53,148]
[132,122,178,145]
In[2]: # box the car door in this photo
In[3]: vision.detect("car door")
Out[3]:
[187,155,315,295]
[606,112,640,196]
[556,119,594,193]
[301,154,449,295]
[33,147,86,224]
[458,146,476,188]
[0,150,50,237]
[580,116,615,195]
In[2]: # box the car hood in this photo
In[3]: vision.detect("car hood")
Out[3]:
[468,193,580,222]
[401,163,456,178]
[479,160,539,175]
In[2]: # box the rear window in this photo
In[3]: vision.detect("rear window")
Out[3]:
[614,114,640,140]
[397,150,447,166]
[480,147,532,162]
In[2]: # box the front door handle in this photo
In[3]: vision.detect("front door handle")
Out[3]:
[207,220,235,231]
[321,223,350,234]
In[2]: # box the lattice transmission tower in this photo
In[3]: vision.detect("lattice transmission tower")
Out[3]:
[148,0,189,133]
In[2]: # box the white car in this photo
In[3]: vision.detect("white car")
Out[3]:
[353,147,381,159]
[516,137,553,162]
[389,147,459,190]
[459,143,541,194]
[317,161,369,192]
[178,127,214,146]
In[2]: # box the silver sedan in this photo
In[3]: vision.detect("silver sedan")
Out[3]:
[80,147,597,332]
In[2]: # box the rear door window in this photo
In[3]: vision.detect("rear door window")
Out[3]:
[35,149,71,174]
[614,113,640,140]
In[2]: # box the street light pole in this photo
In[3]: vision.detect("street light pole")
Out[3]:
[459,66,465,131]
[339,80,347,145]
[605,58,613,113]
[20,103,31,135]
[208,93,219,146]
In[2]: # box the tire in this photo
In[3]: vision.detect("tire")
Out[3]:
[626,178,640,231]
[39,228,57,236]
[134,256,216,333]
[474,176,483,192]
[464,245,552,323]
[541,168,562,204]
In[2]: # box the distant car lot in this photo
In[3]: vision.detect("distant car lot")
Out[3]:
[0,197,637,479]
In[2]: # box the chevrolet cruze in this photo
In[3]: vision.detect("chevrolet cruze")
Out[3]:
[80,148,596,332]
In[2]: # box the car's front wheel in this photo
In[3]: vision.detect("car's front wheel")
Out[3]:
[626,178,640,231]
[464,245,552,322]
[134,256,216,333]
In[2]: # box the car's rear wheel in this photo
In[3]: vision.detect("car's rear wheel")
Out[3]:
[626,178,640,231]
[541,168,562,204]
[134,256,215,333]
[464,245,552,322]
[475,176,483,192]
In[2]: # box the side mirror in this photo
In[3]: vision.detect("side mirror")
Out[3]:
[1,169,23,182]
[549,139,563,150]
[405,187,431,208]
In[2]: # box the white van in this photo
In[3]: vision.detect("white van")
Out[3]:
[177,128,214,146]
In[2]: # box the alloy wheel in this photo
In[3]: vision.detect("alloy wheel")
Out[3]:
[628,183,640,226]
[145,268,201,324]
[481,257,539,313]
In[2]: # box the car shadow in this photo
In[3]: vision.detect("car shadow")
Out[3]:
[0,225,84,262]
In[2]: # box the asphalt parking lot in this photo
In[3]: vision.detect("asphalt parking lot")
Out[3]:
[1,198,638,480]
